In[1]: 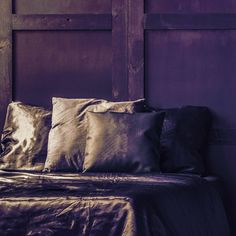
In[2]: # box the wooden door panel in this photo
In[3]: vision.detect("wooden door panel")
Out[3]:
[145,30,236,128]
[14,31,112,108]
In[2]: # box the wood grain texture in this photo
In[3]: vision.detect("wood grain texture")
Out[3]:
[145,13,236,30]
[112,0,129,100]
[127,0,144,100]
[145,0,236,13]
[13,0,111,14]
[13,31,112,108]
[13,14,112,30]
[0,0,12,132]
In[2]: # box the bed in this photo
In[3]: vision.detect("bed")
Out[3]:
[0,99,231,235]
[0,171,230,236]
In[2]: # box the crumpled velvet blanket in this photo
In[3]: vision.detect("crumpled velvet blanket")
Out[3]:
[0,171,230,236]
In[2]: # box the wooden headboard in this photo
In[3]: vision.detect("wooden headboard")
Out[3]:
[1,0,236,144]
[0,0,144,131]
[1,0,236,233]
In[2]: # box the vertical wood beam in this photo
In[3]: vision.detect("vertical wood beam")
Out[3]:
[0,0,12,131]
[128,0,144,100]
[112,0,129,101]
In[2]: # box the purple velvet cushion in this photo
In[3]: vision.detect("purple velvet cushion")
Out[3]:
[83,112,165,173]
[160,106,212,175]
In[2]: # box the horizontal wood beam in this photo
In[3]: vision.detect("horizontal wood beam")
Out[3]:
[145,13,236,30]
[12,14,112,30]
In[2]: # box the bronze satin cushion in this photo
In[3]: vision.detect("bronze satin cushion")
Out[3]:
[83,112,165,173]
[0,102,51,171]
[44,97,147,172]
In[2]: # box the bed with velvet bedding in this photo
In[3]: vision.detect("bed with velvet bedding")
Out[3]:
[0,98,230,236]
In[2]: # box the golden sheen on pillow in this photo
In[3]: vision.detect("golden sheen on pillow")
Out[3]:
[83,112,165,173]
[44,97,146,172]
[0,102,51,171]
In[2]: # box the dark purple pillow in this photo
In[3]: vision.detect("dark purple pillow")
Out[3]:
[159,106,212,175]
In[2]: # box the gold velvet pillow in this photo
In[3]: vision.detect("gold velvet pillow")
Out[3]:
[0,102,51,171]
[83,112,165,173]
[44,97,147,172]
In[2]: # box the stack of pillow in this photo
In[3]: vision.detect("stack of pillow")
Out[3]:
[0,97,212,175]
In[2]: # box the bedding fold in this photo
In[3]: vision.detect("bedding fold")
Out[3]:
[0,171,230,236]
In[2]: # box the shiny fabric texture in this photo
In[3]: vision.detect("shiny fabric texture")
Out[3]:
[44,97,147,172]
[0,171,230,236]
[0,102,51,171]
[84,112,164,173]
[159,106,212,174]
